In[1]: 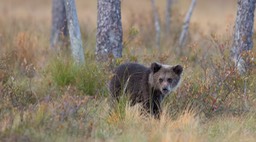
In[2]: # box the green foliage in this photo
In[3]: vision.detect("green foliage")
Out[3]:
[49,57,108,96]
[76,62,107,96]
[50,58,78,87]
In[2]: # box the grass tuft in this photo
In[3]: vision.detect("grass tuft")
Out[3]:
[50,57,78,87]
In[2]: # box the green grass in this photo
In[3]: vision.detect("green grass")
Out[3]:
[49,56,108,96]
[76,61,108,96]
[1,0,256,141]
[50,58,78,87]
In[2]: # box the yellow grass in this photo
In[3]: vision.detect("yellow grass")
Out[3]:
[0,0,256,141]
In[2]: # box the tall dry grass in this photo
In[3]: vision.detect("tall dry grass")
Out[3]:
[0,0,256,141]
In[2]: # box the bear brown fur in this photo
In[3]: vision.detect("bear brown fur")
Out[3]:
[109,62,183,117]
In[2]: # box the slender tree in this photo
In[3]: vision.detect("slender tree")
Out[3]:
[231,0,256,111]
[96,0,123,61]
[64,0,85,64]
[50,0,68,48]
[151,0,161,48]
[178,0,197,48]
[231,0,256,74]
[165,0,172,34]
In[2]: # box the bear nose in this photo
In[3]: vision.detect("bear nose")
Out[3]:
[163,87,168,91]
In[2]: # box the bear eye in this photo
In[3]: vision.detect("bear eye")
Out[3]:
[167,78,173,83]
[159,78,163,83]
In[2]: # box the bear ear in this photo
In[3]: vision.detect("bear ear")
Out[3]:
[151,62,162,73]
[173,65,183,76]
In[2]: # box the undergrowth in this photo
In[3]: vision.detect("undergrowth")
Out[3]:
[1,0,256,141]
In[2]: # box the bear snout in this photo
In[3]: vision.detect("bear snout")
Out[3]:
[162,87,170,94]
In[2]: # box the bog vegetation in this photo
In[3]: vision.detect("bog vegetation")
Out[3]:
[0,0,256,141]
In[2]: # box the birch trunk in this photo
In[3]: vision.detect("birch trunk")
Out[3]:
[165,0,172,34]
[96,0,123,61]
[178,0,197,48]
[231,0,256,111]
[50,0,68,48]
[64,0,85,64]
[231,0,256,74]
[151,0,161,48]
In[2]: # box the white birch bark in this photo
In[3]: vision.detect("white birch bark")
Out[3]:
[151,0,161,48]
[64,0,85,64]
[165,0,172,33]
[231,0,256,74]
[178,0,197,47]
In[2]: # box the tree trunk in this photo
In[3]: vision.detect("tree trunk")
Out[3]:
[178,0,197,48]
[96,0,123,61]
[64,0,85,64]
[231,0,256,74]
[232,0,256,111]
[151,0,161,48]
[50,0,68,48]
[165,0,172,34]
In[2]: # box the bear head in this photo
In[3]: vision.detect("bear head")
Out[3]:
[148,62,183,96]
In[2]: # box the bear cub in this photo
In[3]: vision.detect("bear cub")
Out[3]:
[109,62,183,117]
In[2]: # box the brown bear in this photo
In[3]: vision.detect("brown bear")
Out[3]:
[109,62,183,117]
